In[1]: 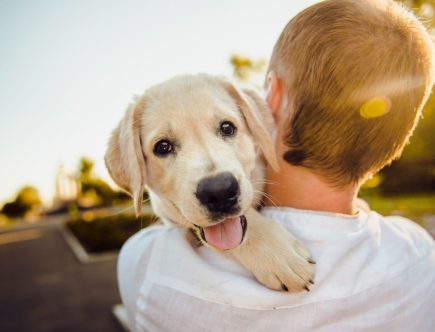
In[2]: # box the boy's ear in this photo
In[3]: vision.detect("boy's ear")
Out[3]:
[221,80,280,172]
[265,71,283,121]
[105,96,147,217]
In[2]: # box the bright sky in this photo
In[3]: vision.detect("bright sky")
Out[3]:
[0,0,319,206]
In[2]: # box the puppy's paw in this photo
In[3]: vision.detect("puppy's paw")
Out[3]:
[230,208,315,292]
[250,229,315,292]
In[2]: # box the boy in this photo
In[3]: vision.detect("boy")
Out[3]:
[118,1,435,330]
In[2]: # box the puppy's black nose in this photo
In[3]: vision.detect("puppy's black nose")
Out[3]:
[196,172,239,214]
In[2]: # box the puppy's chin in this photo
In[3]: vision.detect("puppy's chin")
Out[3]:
[192,215,247,251]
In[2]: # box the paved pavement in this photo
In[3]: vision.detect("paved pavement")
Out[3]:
[0,222,123,332]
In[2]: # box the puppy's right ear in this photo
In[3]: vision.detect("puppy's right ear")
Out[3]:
[221,81,280,172]
[105,96,147,217]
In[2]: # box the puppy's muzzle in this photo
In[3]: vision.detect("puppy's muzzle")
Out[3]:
[195,172,240,217]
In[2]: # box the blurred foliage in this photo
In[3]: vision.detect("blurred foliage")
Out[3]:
[67,212,157,253]
[359,192,435,226]
[77,157,132,207]
[379,0,435,195]
[230,54,268,84]
[400,0,435,26]
[400,93,435,162]
[0,186,42,218]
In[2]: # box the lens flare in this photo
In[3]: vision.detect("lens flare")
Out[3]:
[360,96,391,119]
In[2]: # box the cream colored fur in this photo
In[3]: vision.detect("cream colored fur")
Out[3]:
[105,74,314,291]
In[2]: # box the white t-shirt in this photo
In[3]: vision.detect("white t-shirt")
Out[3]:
[118,205,435,332]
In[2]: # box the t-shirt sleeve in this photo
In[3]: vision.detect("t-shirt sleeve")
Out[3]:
[388,216,435,252]
[117,224,166,328]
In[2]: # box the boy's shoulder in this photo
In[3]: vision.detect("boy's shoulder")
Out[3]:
[357,198,434,252]
[119,223,182,264]
[377,212,434,253]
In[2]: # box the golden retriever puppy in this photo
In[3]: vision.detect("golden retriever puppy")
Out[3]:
[105,74,315,292]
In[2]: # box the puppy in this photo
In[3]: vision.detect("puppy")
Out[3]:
[105,74,315,292]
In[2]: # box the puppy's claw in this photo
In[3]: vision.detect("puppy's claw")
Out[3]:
[309,279,315,285]
[308,258,316,265]
[281,284,288,292]
[304,286,310,292]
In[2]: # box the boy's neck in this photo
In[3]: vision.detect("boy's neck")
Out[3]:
[264,162,358,215]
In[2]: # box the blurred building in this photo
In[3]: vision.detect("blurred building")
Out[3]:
[53,165,79,207]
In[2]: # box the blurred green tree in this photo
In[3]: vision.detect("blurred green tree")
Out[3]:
[399,0,435,162]
[1,186,42,218]
[381,0,435,194]
[400,0,435,22]
[230,54,267,85]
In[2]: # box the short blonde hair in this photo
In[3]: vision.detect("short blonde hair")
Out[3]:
[269,0,434,185]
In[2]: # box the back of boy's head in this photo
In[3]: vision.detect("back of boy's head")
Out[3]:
[268,0,433,186]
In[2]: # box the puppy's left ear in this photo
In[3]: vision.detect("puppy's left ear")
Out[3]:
[222,81,280,172]
[105,96,147,217]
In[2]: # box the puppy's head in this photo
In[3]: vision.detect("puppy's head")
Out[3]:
[105,74,278,250]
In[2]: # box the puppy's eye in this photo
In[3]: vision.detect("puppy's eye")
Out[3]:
[153,139,174,156]
[220,121,237,137]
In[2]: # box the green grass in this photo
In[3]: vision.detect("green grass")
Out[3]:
[67,212,157,253]
[359,193,435,227]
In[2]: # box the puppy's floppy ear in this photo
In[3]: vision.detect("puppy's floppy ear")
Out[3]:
[222,81,280,172]
[105,96,147,217]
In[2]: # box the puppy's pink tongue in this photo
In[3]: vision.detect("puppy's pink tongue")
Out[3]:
[203,217,242,250]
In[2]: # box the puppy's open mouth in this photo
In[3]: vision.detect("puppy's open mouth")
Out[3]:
[196,215,247,250]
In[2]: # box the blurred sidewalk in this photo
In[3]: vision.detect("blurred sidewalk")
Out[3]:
[0,219,123,332]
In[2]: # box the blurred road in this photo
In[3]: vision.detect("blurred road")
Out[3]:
[0,220,122,332]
